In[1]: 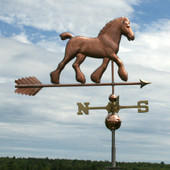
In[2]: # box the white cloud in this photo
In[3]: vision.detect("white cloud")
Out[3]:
[0,0,140,36]
[1,0,170,163]
[0,37,57,81]
[12,32,31,44]
[119,19,170,73]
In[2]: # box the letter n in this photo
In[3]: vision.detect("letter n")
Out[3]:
[77,102,90,115]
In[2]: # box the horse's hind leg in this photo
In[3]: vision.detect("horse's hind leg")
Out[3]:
[50,54,75,84]
[91,57,110,83]
[72,53,86,84]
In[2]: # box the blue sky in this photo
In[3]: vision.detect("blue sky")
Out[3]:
[0,0,170,164]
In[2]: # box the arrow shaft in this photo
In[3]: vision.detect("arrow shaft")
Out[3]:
[15,82,141,88]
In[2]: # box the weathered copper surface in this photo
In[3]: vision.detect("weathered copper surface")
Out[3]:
[109,94,118,102]
[50,17,135,84]
[105,114,121,130]
[15,77,42,96]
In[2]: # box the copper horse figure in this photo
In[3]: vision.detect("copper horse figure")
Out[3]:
[50,17,135,84]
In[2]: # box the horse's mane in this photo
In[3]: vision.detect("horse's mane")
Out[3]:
[98,17,126,37]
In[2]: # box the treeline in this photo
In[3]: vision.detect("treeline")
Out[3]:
[0,157,169,170]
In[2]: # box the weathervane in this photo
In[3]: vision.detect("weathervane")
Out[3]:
[15,17,150,170]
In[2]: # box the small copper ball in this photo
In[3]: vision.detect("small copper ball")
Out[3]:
[109,94,118,102]
[105,114,121,130]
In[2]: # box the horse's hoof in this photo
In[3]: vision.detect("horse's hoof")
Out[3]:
[51,79,60,84]
[78,78,86,84]
[76,73,86,84]
[118,70,128,81]
[91,74,101,83]
[50,71,60,84]
[118,67,128,81]
[121,74,128,81]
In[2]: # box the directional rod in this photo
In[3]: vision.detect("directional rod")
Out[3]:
[77,96,149,115]
[15,77,151,96]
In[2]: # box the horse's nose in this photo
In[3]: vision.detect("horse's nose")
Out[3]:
[131,35,135,40]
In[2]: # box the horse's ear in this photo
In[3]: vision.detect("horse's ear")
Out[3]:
[122,18,130,27]
[122,19,125,25]
[122,18,125,24]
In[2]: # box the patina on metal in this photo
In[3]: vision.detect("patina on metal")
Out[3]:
[50,17,135,84]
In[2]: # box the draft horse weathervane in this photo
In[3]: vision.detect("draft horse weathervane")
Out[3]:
[50,17,135,84]
[15,17,150,169]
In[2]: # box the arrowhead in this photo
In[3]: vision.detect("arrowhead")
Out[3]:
[140,79,151,88]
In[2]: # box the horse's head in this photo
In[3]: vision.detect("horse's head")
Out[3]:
[121,17,135,41]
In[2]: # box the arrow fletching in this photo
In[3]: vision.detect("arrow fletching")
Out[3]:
[15,77,42,96]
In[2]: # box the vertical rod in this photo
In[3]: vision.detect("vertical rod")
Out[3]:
[112,130,116,167]
[111,61,114,94]
[111,61,116,168]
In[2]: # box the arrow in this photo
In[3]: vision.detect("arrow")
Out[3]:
[15,77,151,96]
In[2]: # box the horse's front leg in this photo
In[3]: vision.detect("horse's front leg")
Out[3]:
[109,54,128,81]
[72,53,86,84]
[91,57,110,83]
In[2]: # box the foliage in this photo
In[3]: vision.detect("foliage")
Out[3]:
[0,157,169,170]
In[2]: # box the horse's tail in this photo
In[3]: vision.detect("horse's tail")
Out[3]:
[60,32,74,40]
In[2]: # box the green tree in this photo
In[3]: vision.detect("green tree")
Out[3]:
[160,161,165,168]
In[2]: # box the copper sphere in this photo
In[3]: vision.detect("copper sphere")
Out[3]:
[109,94,118,102]
[105,114,121,130]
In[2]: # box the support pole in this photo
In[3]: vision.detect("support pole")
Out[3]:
[112,130,116,168]
[111,61,116,168]
[105,61,121,170]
